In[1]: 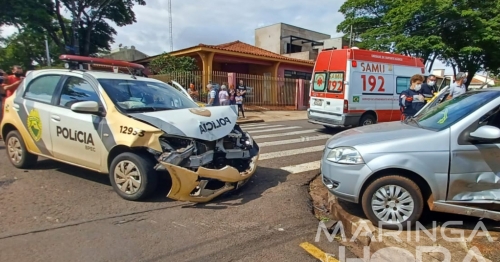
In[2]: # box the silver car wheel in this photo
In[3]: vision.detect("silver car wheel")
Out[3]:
[371,185,415,224]
[7,136,23,164]
[114,160,142,195]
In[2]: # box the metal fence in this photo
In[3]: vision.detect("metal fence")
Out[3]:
[150,71,300,110]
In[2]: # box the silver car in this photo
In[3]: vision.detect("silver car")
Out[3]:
[321,87,500,229]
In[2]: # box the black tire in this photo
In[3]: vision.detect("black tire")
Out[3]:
[361,175,424,230]
[359,114,376,126]
[5,130,38,169]
[109,152,158,201]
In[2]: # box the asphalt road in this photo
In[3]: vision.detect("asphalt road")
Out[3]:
[0,119,357,262]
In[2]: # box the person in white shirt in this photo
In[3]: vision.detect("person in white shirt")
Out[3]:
[218,85,229,105]
[235,90,245,118]
[207,84,216,106]
[447,72,468,100]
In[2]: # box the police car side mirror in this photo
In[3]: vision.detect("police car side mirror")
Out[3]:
[70,101,100,114]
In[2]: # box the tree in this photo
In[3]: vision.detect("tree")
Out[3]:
[148,53,199,75]
[337,0,500,86]
[1,0,146,56]
[0,27,62,70]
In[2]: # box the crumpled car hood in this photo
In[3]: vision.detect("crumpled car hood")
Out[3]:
[129,105,238,141]
[326,121,432,148]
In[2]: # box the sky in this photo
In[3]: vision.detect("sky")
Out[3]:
[0,0,453,74]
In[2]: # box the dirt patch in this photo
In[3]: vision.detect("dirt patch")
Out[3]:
[308,175,331,221]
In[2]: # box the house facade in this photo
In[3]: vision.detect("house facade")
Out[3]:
[133,40,314,88]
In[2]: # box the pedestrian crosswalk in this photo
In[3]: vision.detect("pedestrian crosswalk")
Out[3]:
[240,121,331,175]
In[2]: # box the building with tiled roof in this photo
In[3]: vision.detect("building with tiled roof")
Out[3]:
[133,40,314,87]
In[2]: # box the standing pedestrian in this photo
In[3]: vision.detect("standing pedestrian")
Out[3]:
[399,74,425,120]
[188,82,199,101]
[218,85,229,105]
[0,69,6,124]
[228,84,236,105]
[206,84,216,106]
[237,79,247,98]
[421,74,437,103]
[447,72,467,100]
[235,90,245,118]
[2,65,24,98]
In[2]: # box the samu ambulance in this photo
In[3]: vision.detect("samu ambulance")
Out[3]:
[307,47,426,128]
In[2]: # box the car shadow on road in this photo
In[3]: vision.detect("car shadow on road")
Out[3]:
[181,166,289,210]
[316,126,350,135]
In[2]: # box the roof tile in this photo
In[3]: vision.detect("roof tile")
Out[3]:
[198,40,314,64]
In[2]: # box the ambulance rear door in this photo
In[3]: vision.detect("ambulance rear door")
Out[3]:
[309,49,347,116]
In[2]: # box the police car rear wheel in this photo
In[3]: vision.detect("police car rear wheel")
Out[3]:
[6,130,38,169]
[109,152,158,201]
[361,175,424,230]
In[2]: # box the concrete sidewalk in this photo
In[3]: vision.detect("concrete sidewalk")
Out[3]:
[236,110,307,125]
[309,176,500,262]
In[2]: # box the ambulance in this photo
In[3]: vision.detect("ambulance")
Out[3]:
[307,47,426,128]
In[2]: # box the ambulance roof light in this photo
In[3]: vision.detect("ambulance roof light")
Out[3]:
[351,47,360,49]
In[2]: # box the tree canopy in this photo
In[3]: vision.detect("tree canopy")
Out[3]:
[149,53,199,75]
[337,0,500,85]
[1,0,146,58]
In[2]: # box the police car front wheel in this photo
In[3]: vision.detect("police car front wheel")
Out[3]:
[109,152,159,201]
[6,130,38,169]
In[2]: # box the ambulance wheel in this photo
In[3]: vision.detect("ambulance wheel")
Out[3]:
[5,130,38,169]
[109,152,158,201]
[359,114,376,126]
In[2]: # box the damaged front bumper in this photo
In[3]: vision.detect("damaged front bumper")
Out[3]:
[152,126,260,202]
[162,152,259,202]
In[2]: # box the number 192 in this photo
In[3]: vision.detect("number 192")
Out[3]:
[361,75,385,92]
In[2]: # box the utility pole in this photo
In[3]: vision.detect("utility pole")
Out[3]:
[349,25,353,47]
[72,16,80,55]
[168,0,173,51]
[45,35,51,67]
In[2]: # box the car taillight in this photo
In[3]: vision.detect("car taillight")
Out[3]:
[343,100,348,113]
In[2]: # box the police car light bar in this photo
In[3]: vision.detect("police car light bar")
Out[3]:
[59,54,145,71]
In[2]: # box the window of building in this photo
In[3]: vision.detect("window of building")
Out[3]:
[396,77,410,94]
[58,77,100,108]
[24,75,62,103]
[286,43,302,53]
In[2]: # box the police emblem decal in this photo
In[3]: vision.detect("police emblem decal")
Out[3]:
[27,109,42,142]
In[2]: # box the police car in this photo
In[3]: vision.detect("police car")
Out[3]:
[1,55,259,202]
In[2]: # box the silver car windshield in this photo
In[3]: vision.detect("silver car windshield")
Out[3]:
[98,78,199,112]
[412,91,500,131]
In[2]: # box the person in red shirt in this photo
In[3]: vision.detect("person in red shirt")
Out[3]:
[2,65,24,97]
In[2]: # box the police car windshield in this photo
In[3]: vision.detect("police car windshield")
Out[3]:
[413,91,500,131]
[98,79,198,112]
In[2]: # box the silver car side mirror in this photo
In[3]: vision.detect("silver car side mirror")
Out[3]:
[469,125,500,141]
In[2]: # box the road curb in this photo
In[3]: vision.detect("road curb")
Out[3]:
[326,193,449,261]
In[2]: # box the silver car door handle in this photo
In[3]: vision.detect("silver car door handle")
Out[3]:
[51,115,60,121]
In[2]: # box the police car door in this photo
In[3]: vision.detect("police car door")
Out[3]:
[49,75,103,170]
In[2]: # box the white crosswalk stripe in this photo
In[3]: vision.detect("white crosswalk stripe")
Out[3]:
[242,125,284,131]
[241,122,330,174]
[252,129,317,139]
[259,145,324,160]
[258,134,331,147]
[281,161,321,174]
[247,126,301,133]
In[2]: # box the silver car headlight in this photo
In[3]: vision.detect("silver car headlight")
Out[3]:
[326,147,364,164]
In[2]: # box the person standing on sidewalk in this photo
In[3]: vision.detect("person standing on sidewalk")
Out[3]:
[207,84,217,106]
[447,72,468,100]
[2,65,24,97]
[228,84,236,105]
[235,90,245,118]
[218,85,229,105]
